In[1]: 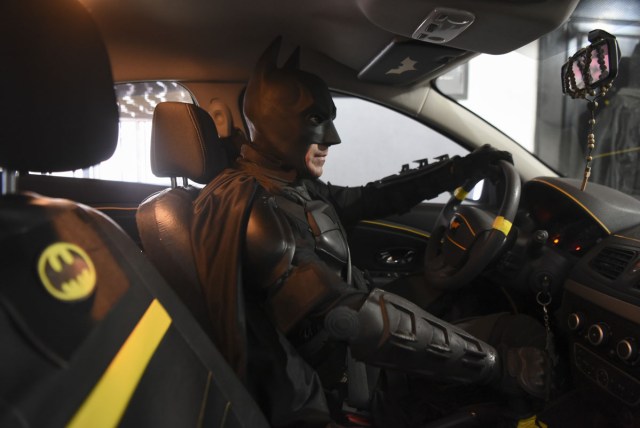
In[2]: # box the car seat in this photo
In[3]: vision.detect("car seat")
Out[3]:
[137,101,232,340]
[0,0,267,426]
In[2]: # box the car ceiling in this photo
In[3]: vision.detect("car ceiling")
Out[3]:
[80,0,580,87]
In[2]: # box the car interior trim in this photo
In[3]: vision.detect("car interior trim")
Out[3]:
[492,216,513,236]
[565,279,640,324]
[359,220,431,239]
[68,299,172,428]
[613,234,640,246]
[531,178,611,234]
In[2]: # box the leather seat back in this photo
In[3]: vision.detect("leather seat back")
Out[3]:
[137,101,231,338]
[0,1,267,426]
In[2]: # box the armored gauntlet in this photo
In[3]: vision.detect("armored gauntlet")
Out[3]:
[325,289,547,397]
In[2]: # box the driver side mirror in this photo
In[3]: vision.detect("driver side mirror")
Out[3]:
[561,29,620,99]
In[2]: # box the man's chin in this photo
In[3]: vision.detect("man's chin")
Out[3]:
[301,166,323,179]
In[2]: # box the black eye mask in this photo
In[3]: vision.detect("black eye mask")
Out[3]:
[243,37,341,172]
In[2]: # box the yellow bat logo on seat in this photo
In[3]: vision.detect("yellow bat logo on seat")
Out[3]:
[38,242,97,301]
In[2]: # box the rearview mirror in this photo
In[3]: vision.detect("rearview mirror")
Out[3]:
[561,29,620,98]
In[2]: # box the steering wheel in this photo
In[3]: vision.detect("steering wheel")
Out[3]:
[424,160,521,290]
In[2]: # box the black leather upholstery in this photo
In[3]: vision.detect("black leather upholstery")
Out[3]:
[151,102,229,184]
[0,0,118,172]
[137,184,213,336]
[0,1,267,426]
[138,102,232,339]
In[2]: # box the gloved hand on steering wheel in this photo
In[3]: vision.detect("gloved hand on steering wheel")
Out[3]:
[451,144,514,185]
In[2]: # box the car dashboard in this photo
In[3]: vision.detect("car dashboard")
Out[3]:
[520,177,640,417]
[563,228,640,408]
[524,180,609,258]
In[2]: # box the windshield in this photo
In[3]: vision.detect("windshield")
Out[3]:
[437,0,640,198]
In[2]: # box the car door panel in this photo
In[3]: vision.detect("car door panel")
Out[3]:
[349,202,443,288]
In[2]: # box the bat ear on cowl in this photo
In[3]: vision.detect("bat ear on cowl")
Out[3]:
[283,46,300,70]
[253,36,283,82]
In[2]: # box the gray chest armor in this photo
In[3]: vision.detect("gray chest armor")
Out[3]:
[274,195,350,278]
[304,200,350,276]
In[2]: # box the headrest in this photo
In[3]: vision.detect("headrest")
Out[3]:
[151,102,230,184]
[0,0,119,173]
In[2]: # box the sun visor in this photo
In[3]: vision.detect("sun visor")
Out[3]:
[358,40,468,85]
[356,0,580,55]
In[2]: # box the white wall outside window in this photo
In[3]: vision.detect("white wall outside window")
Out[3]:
[325,97,473,202]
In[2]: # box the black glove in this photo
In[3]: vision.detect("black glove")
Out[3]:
[451,144,513,184]
[497,346,549,399]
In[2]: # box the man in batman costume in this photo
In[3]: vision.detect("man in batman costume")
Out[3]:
[192,39,548,427]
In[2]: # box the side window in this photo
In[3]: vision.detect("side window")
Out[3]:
[325,96,475,202]
[43,81,194,185]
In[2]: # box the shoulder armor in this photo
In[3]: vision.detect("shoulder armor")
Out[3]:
[245,193,296,289]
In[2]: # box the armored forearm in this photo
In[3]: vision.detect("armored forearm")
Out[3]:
[361,157,460,216]
[325,288,499,385]
[359,146,513,218]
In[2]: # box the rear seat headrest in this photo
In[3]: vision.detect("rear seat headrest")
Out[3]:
[0,0,119,173]
[151,102,229,184]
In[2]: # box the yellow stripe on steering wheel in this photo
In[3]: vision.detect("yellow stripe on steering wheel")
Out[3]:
[492,216,512,236]
[454,187,469,201]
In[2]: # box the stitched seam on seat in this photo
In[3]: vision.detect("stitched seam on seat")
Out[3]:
[186,105,206,179]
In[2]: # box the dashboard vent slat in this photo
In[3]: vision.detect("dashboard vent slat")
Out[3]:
[589,247,637,280]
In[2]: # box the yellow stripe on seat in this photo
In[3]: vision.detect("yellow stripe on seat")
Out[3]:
[68,299,172,428]
[492,216,512,236]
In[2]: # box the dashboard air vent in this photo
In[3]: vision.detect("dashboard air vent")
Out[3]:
[589,247,637,280]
